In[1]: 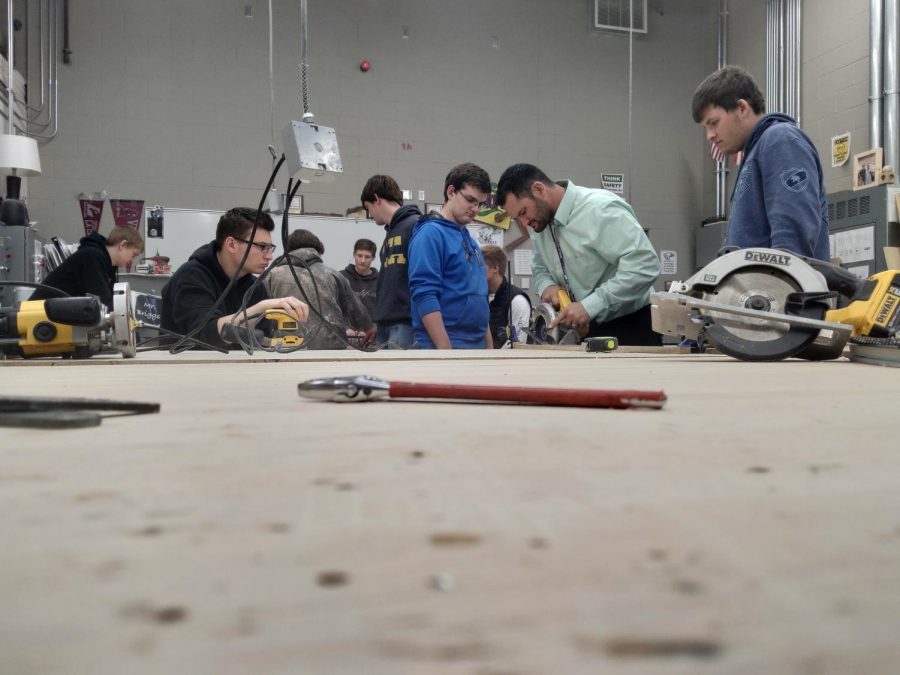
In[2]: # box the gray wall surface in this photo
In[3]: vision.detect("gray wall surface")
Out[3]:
[724,1,872,200]
[801,0,870,196]
[24,0,719,278]
[708,0,766,218]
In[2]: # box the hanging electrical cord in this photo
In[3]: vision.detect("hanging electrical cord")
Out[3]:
[168,1,363,355]
[276,177,326,347]
[277,179,376,350]
[268,0,276,153]
[168,154,286,354]
[226,176,369,353]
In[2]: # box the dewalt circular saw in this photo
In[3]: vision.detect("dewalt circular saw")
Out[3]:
[651,248,900,364]
[526,289,588,346]
[0,282,137,359]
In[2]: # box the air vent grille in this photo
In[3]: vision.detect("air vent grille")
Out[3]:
[594,0,648,34]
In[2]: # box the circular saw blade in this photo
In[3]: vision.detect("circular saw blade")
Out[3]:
[699,267,821,361]
[532,303,561,344]
[701,268,800,340]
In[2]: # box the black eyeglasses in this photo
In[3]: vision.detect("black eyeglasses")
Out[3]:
[234,237,277,253]
[455,190,489,209]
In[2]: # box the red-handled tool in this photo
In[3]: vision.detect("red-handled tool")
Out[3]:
[298,375,666,409]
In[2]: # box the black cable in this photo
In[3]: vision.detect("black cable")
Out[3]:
[229,177,370,353]
[229,178,325,353]
[278,180,372,351]
[229,179,311,353]
[169,154,286,354]
[135,325,229,353]
[280,178,326,346]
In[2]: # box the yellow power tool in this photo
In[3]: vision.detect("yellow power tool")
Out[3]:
[826,270,900,338]
[652,248,900,364]
[259,309,305,351]
[0,283,137,359]
[528,289,589,345]
[222,309,306,352]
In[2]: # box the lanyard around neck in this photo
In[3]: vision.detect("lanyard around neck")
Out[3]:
[548,222,575,298]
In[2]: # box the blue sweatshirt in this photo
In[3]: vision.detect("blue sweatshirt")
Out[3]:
[728,113,830,261]
[408,215,489,349]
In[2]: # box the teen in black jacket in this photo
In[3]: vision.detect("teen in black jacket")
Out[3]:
[30,228,143,308]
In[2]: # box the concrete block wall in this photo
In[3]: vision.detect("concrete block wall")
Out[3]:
[724,0,872,201]
[801,1,870,196]
[699,0,767,219]
[27,0,715,279]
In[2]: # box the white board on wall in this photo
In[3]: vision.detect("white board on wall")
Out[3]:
[142,207,384,272]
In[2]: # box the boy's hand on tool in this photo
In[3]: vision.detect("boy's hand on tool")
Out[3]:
[252,297,309,323]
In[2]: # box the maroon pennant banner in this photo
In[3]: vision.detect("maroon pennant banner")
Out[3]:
[109,199,144,229]
[78,198,105,236]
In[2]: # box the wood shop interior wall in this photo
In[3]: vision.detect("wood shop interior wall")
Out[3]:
[2,0,873,277]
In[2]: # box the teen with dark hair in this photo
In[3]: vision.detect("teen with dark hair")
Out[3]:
[408,163,492,349]
[360,174,421,349]
[692,65,829,260]
[497,163,661,346]
[161,207,308,349]
[339,238,378,320]
[30,227,144,308]
[266,229,372,350]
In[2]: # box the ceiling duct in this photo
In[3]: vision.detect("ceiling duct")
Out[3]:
[593,0,648,34]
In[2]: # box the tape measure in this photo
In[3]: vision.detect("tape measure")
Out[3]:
[584,336,619,353]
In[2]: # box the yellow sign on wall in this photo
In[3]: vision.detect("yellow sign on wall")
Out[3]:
[832,132,850,168]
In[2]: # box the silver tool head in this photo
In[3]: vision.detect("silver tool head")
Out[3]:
[112,282,136,358]
[297,375,390,402]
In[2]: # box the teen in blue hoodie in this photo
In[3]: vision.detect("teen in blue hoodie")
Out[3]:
[408,163,492,349]
[692,66,830,261]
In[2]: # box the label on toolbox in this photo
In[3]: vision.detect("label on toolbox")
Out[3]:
[875,286,900,329]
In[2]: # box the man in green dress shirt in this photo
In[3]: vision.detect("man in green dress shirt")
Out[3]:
[496,163,661,345]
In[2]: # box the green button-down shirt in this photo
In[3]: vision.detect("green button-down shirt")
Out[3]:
[531,181,660,324]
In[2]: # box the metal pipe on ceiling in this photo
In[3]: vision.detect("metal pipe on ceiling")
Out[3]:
[766,0,800,121]
[6,0,16,134]
[25,0,49,119]
[29,0,47,114]
[766,0,779,113]
[24,0,58,140]
[871,0,884,150]
[716,0,728,217]
[787,0,794,118]
[794,0,801,124]
[885,0,899,170]
[0,0,59,138]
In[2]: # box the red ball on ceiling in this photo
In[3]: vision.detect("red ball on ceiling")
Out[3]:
[359,60,370,72]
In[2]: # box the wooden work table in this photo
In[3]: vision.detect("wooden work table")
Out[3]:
[0,350,897,674]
